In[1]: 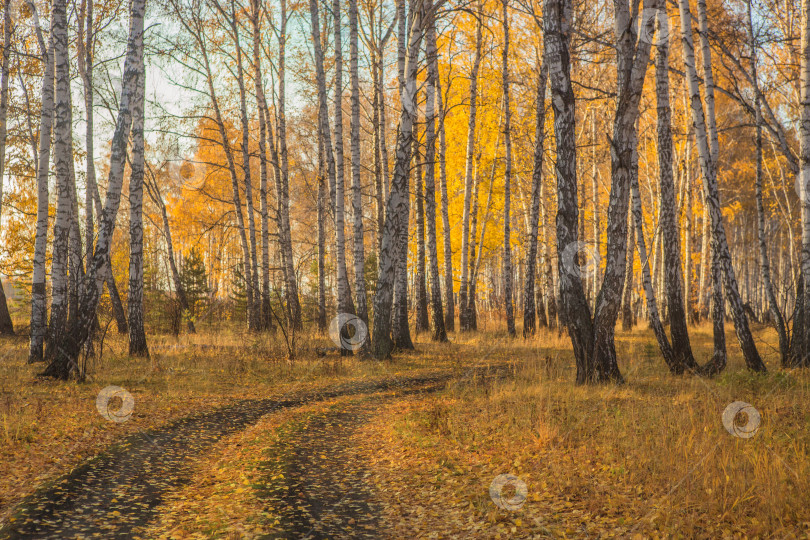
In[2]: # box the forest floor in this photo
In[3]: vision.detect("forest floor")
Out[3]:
[0,321,809,538]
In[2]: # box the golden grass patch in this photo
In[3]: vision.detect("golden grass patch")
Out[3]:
[359,324,810,538]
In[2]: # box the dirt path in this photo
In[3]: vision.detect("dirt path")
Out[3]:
[254,367,507,539]
[0,372,453,539]
[266,400,385,538]
[257,387,441,539]
[1,362,511,539]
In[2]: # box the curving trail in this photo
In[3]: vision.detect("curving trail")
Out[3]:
[0,371,457,539]
[257,388,441,539]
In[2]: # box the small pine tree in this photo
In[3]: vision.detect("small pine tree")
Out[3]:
[229,262,248,322]
[179,247,210,320]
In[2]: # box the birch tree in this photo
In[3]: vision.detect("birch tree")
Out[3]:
[544,0,594,382]
[738,4,783,349]
[678,0,767,372]
[334,0,356,323]
[91,175,129,334]
[250,0,272,331]
[523,64,547,337]
[544,0,655,383]
[77,0,95,289]
[589,0,657,383]
[350,0,368,326]
[224,0,261,331]
[0,0,14,335]
[276,0,303,330]
[309,0,337,224]
[501,0,515,337]
[317,116,327,332]
[424,0,447,341]
[169,0,256,332]
[631,151,678,372]
[29,28,54,363]
[391,0,413,350]
[44,0,75,368]
[67,153,83,328]
[128,47,148,356]
[655,6,697,371]
[436,54,455,332]
[144,166,195,333]
[703,243,728,374]
[414,136,430,334]
[683,124,695,324]
[371,0,424,358]
[621,208,636,330]
[44,0,146,378]
[467,153,480,331]
[798,0,810,367]
[78,0,126,336]
[458,1,483,331]
[365,8,385,249]
[590,112,600,305]
[540,165,557,329]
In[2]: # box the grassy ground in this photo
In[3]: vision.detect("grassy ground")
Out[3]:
[361,323,810,538]
[2,321,809,538]
[0,327,448,524]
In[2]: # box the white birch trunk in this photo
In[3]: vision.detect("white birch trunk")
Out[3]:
[684,123,695,324]
[621,209,636,330]
[391,0,413,349]
[679,0,766,371]
[30,32,55,361]
[229,2,261,332]
[747,0,788,363]
[523,64,548,337]
[317,120,327,331]
[655,6,697,371]
[424,0,447,342]
[799,0,810,366]
[127,55,148,356]
[0,0,14,335]
[209,65,253,329]
[631,145,678,371]
[591,0,656,383]
[309,0,337,226]
[458,2,483,331]
[414,138,430,333]
[91,175,128,333]
[372,47,384,251]
[48,0,146,377]
[77,0,99,325]
[544,0,594,381]
[435,61,455,332]
[467,151,481,330]
[349,0,368,326]
[250,0,273,332]
[501,0,515,337]
[591,111,600,307]
[371,0,424,358]
[67,113,83,328]
[277,0,303,330]
[333,0,356,322]
[44,0,75,373]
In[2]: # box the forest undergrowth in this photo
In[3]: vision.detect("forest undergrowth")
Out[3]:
[0,326,444,523]
[3,320,804,537]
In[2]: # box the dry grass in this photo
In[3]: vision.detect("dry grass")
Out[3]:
[0,326,446,523]
[361,323,810,538]
[2,321,809,538]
